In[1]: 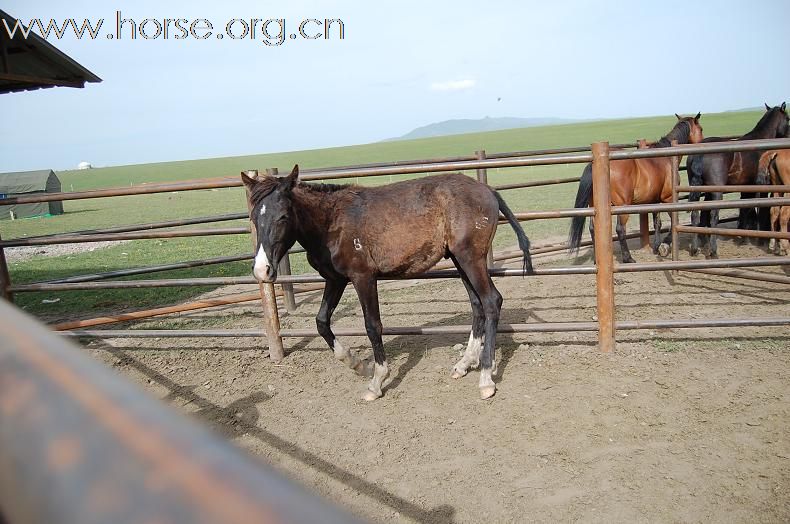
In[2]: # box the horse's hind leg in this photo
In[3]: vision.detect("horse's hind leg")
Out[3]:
[352,276,390,401]
[708,192,723,258]
[616,215,635,263]
[769,204,780,253]
[452,253,502,399]
[651,212,663,254]
[689,191,702,256]
[779,206,790,256]
[450,260,484,379]
[316,278,372,377]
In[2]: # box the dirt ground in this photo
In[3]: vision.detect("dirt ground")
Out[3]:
[81,237,790,523]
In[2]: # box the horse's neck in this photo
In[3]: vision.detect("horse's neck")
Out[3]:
[291,188,338,250]
[742,115,778,140]
[664,124,691,145]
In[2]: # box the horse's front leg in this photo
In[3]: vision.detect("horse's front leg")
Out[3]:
[353,276,389,401]
[316,277,371,376]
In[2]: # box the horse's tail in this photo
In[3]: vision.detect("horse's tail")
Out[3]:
[568,163,593,255]
[490,189,533,275]
[756,152,778,186]
[686,153,704,202]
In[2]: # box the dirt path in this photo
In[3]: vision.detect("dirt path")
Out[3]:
[83,238,790,523]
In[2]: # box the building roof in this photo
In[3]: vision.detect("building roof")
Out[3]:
[0,169,57,194]
[0,9,101,94]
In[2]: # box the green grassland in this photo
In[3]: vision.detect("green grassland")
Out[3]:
[4,109,763,319]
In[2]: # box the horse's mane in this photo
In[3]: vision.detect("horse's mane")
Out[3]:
[299,181,351,193]
[651,120,691,148]
[743,107,781,139]
[248,177,351,207]
[247,176,281,207]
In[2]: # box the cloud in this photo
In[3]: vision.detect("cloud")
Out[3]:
[430,79,475,92]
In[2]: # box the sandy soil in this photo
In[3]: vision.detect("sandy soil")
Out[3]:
[82,238,790,523]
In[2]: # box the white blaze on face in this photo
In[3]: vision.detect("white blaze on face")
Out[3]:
[253,245,271,281]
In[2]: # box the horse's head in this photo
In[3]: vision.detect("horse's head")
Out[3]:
[675,112,704,144]
[763,102,789,138]
[241,164,299,283]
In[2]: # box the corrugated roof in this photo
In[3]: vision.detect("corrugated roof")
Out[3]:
[0,169,57,194]
[0,9,101,94]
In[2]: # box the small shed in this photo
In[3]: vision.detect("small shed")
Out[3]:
[0,170,63,220]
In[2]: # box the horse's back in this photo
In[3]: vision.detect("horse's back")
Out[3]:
[333,174,497,277]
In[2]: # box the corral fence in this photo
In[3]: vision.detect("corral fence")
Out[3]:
[0,137,789,358]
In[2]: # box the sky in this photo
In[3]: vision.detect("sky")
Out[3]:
[2,0,789,171]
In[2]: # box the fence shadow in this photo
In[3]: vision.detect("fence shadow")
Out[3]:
[103,345,457,524]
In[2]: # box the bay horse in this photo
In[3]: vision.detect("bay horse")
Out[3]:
[242,166,533,400]
[687,103,789,258]
[568,114,704,262]
[757,149,790,255]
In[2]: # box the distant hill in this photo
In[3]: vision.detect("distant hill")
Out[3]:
[392,116,581,141]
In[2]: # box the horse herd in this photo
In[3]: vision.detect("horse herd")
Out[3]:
[570,103,789,261]
[241,103,788,401]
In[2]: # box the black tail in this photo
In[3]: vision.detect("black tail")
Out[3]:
[568,163,593,254]
[686,153,704,203]
[491,189,533,275]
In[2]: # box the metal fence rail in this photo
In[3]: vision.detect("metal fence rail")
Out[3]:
[0,300,360,524]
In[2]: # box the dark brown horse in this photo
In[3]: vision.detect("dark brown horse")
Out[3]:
[758,149,790,255]
[687,103,789,257]
[242,166,533,400]
[568,114,704,262]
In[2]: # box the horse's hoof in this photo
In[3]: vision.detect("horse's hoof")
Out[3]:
[622,257,636,264]
[353,359,374,378]
[451,367,467,379]
[657,243,670,258]
[479,385,496,400]
[361,388,382,402]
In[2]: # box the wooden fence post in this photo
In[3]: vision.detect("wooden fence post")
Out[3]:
[243,170,284,361]
[475,149,495,268]
[265,168,297,312]
[0,233,13,303]
[670,140,680,270]
[591,142,615,353]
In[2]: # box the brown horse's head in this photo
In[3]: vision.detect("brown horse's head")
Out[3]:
[674,112,704,144]
[762,102,789,138]
[241,165,299,282]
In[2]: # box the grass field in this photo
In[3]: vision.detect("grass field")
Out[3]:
[4,109,764,319]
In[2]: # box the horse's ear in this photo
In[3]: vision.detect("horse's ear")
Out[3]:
[241,170,259,189]
[765,102,771,111]
[285,164,299,189]
[781,102,786,112]
[675,113,681,120]
[694,112,701,121]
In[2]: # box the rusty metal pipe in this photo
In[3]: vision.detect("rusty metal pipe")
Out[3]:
[676,185,790,193]
[23,212,248,241]
[12,255,790,293]
[0,301,360,524]
[675,225,790,240]
[61,316,790,339]
[0,227,250,247]
[685,268,790,285]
